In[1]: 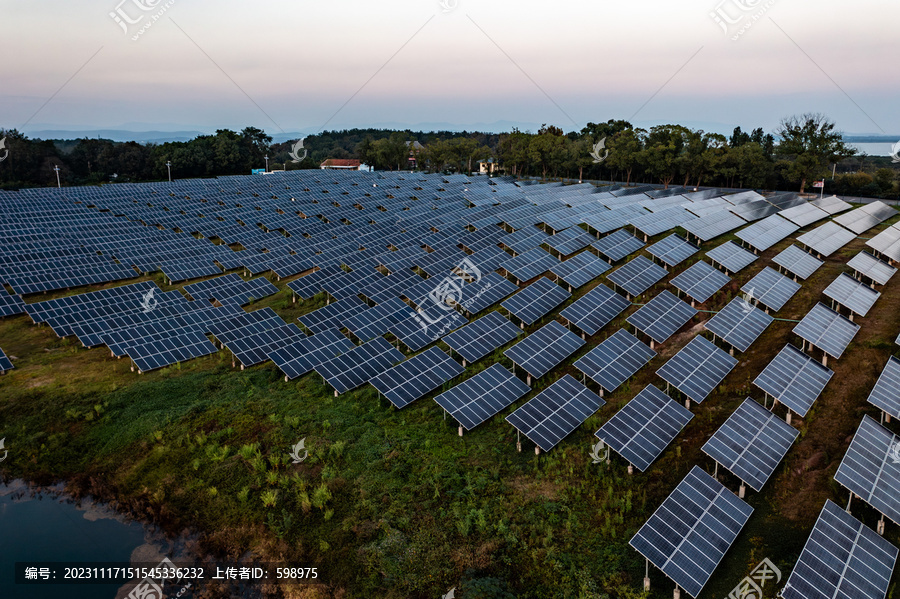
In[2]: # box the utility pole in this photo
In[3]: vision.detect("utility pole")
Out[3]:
[166,161,172,182]
[53,165,61,188]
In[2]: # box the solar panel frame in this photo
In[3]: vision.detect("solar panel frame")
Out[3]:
[629,466,753,598]
[793,302,860,359]
[626,290,698,344]
[314,336,405,394]
[705,241,758,273]
[500,276,571,326]
[504,320,585,379]
[772,245,823,280]
[506,374,605,452]
[607,255,668,297]
[780,500,898,599]
[822,272,881,317]
[591,229,644,262]
[559,283,630,336]
[670,260,731,303]
[867,356,900,418]
[704,297,774,352]
[442,311,522,364]
[268,328,357,380]
[549,251,610,289]
[796,221,857,257]
[596,384,693,471]
[753,344,833,417]
[848,251,897,286]
[740,266,801,312]
[656,335,737,403]
[0,346,13,372]
[702,398,798,491]
[646,234,699,267]
[434,363,531,431]
[835,415,900,526]
[575,328,656,392]
[369,347,464,408]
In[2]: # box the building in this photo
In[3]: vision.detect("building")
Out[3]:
[320,159,361,170]
[478,158,503,175]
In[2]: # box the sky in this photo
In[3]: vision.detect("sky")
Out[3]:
[0,0,897,137]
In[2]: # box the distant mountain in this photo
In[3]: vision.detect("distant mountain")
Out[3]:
[25,129,207,143]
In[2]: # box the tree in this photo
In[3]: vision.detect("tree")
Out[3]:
[605,128,644,185]
[497,129,530,177]
[775,113,855,193]
[642,125,690,188]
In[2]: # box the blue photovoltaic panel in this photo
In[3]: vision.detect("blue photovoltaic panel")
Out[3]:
[0,346,13,372]
[550,251,610,289]
[834,415,900,526]
[297,296,368,334]
[388,303,468,352]
[670,260,730,303]
[753,344,833,417]
[792,302,859,359]
[646,234,698,267]
[705,241,757,274]
[506,374,604,452]
[702,398,798,491]
[369,347,464,408]
[656,335,737,403]
[630,466,753,598]
[268,328,357,380]
[591,229,644,262]
[500,247,559,281]
[848,251,896,286]
[457,272,519,314]
[704,297,773,352]
[500,276,571,326]
[442,311,521,364]
[780,500,898,599]
[575,328,656,392]
[772,245,823,280]
[626,290,697,344]
[607,255,668,297]
[867,356,900,419]
[740,266,801,312]
[434,364,531,431]
[559,283,630,337]
[504,320,585,379]
[596,384,692,471]
[343,297,416,342]
[822,272,880,317]
[314,337,404,394]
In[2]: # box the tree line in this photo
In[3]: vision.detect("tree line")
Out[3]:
[1,114,898,199]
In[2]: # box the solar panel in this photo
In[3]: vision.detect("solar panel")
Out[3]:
[607,255,668,297]
[780,500,898,599]
[848,251,896,286]
[772,245,823,280]
[682,211,747,242]
[434,364,531,431]
[287,265,344,299]
[646,234,699,267]
[596,384,693,471]
[442,311,522,364]
[753,344,833,417]
[591,229,644,262]
[0,346,13,372]
[833,200,897,234]
[314,337,404,394]
[0,292,26,318]
[866,223,900,262]
[630,466,753,599]
[835,415,900,526]
[626,290,698,345]
[796,221,856,257]
[499,247,559,281]
[268,328,357,380]
[504,320,585,379]
[740,266,801,312]
[705,241,758,274]
[778,201,829,226]
[867,356,900,418]
[702,398,798,491]
[506,374,604,452]
[224,323,306,367]
[656,335,737,403]
[544,226,593,256]
[793,302,860,359]
[735,214,799,252]
[809,194,853,215]
[575,328,656,393]
[500,276,571,326]
[549,251,610,289]
[704,297,774,352]
[344,297,417,342]
[457,271,519,314]
[369,347,464,408]
[297,296,368,334]
[388,302,468,352]
[559,283,630,337]
[823,272,881,317]
[126,330,218,373]
[670,261,730,303]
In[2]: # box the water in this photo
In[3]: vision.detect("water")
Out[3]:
[0,480,169,599]
[849,142,895,157]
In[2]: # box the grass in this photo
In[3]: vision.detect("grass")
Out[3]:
[2,209,900,597]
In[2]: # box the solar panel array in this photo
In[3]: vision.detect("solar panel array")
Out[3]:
[656,335,737,403]
[705,241,757,273]
[0,346,13,372]
[314,336,404,394]
[434,364,531,431]
[793,302,860,358]
[504,320,585,379]
[867,222,900,262]
[772,244,823,280]
[501,276,571,326]
[506,374,604,452]
[297,296,368,334]
[607,255,668,297]
[867,356,900,418]
[646,234,699,267]
[796,221,857,257]
[500,247,559,281]
[822,272,881,317]
[596,384,693,471]
[834,415,900,525]
[268,328,356,380]
[670,260,730,303]
[549,250,610,289]
[591,229,644,262]
[559,283,630,337]
[702,398,798,491]
[735,214,799,252]
[848,251,896,286]
[626,289,698,344]
[740,266,801,312]
[575,328,656,392]
[704,297,774,352]
[780,500,898,599]
[753,344,833,417]
[442,311,521,364]
[630,466,753,598]
[833,200,897,234]
[369,347,464,408]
